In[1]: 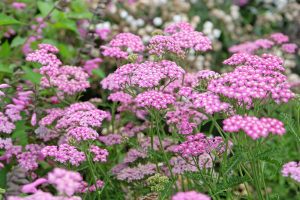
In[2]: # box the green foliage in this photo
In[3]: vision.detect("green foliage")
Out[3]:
[0,14,21,26]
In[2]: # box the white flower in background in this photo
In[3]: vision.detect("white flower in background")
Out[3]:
[153,17,163,26]
[120,10,128,18]
[136,19,145,27]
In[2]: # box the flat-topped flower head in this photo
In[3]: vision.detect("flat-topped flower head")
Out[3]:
[166,102,208,135]
[270,33,289,44]
[101,61,184,90]
[48,168,83,196]
[172,191,211,200]
[210,53,294,104]
[26,44,90,95]
[135,90,176,110]
[90,145,109,162]
[282,43,298,54]
[67,127,98,141]
[108,91,133,103]
[223,115,286,139]
[164,22,194,35]
[116,163,156,182]
[42,144,86,166]
[172,31,212,52]
[174,133,227,157]
[0,112,16,134]
[148,35,184,56]
[282,161,300,183]
[109,33,144,52]
[101,33,144,59]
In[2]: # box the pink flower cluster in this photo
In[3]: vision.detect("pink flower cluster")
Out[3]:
[108,91,133,103]
[149,22,212,56]
[11,2,27,10]
[148,35,184,56]
[173,133,227,157]
[123,148,147,163]
[166,102,208,135]
[0,112,15,134]
[101,33,144,59]
[8,190,81,200]
[172,191,211,200]
[48,168,83,196]
[99,133,123,146]
[135,90,176,110]
[101,60,184,90]
[164,22,195,35]
[5,89,33,122]
[179,88,230,114]
[9,168,83,199]
[223,115,286,139]
[41,144,86,166]
[55,102,110,129]
[282,161,300,183]
[23,18,47,54]
[67,127,98,141]
[16,144,44,171]
[116,163,156,182]
[170,155,212,175]
[89,145,109,162]
[83,58,102,75]
[26,44,90,95]
[209,53,294,104]
[229,32,297,54]
[78,179,104,193]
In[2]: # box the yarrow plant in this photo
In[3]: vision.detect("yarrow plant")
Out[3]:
[0,13,299,200]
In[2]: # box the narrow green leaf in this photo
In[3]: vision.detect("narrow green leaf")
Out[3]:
[0,14,21,26]
[92,68,106,78]
[11,36,26,47]
[0,63,13,74]
[22,66,42,84]
[12,120,28,146]
[0,41,11,59]
[37,1,54,17]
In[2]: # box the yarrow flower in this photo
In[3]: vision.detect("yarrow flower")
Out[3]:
[8,190,81,200]
[98,134,123,146]
[26,44,90,95]
[83,58,102,75]
[108,91,133,103]
[0,112,16,134]
[116,163,156,182]
[169,155,213,175]
[55,102,110,129]
[101,60,184,90]
[172,191,211,200]
[123,148,147,163]
[173,133,227,157]
[101,33,144,59]
[270,33,289,44]
[179,89,230,114]
[209,53,294,104]
[229,39,274,54]
[135,90,176,110]
[164,22,195,35]
[67,127,98,141]
[42,144,86,166]
[48,168,83,196]
[89,145,109,162]
[223,115,286,139]
[16,144,44,171]
[148,35,184,56]
[166,102,208,135]
[281,43,298,54]
[282,161,300,183]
